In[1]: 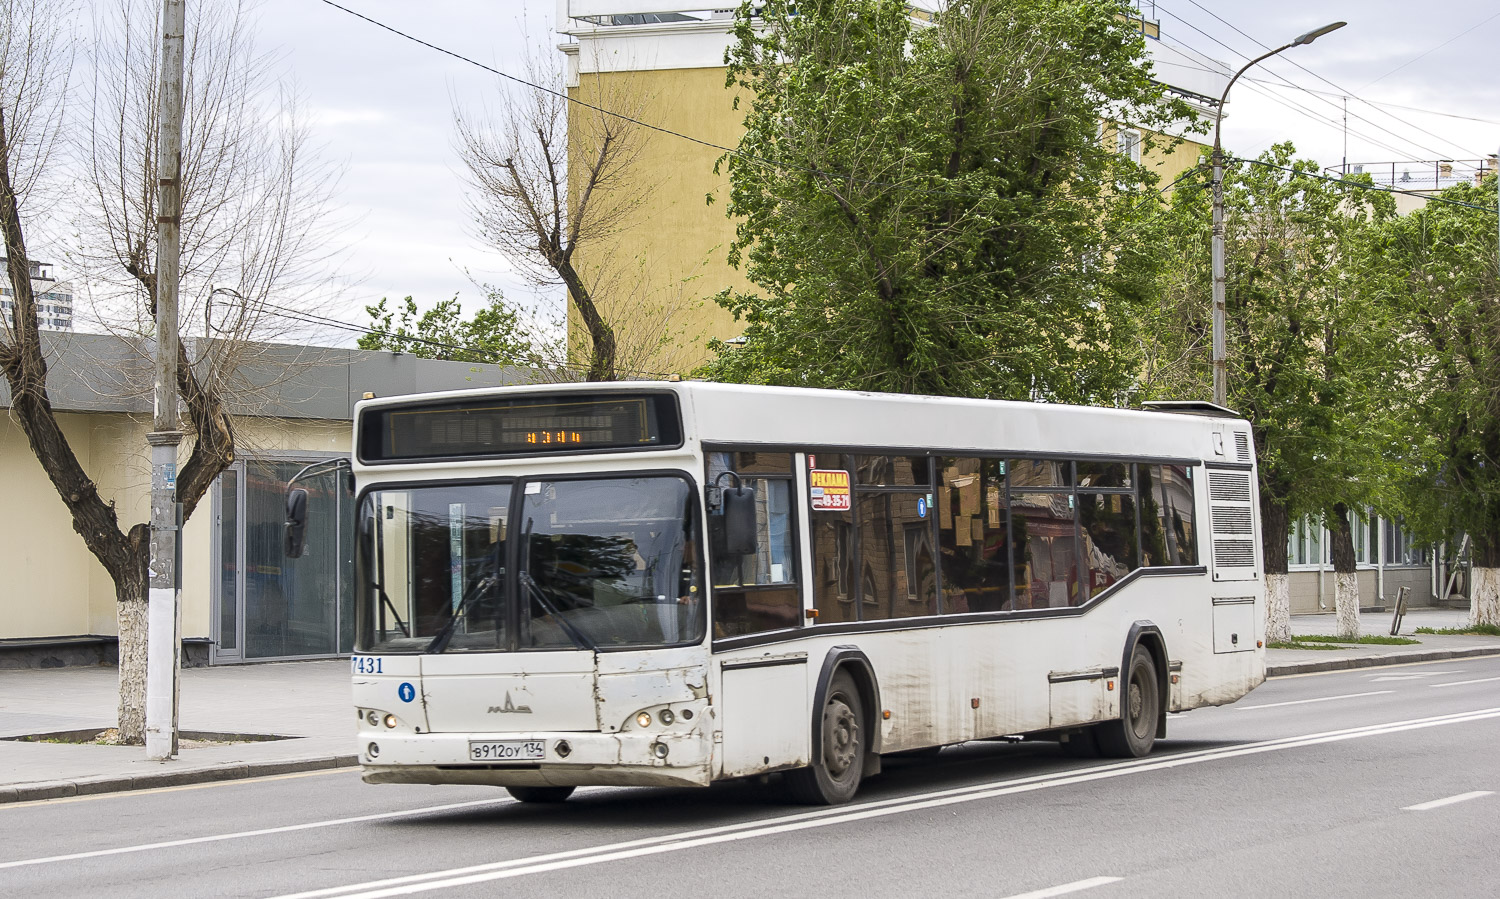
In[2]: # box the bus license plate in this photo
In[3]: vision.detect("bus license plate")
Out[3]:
[469,740,545,762]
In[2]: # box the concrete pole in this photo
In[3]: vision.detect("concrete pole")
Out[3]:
[1211,149,1226,406]
[1208,22,1345,407]
[146,0,186,761]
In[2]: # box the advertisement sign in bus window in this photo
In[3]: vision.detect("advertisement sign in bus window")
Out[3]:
[810,469,851,511]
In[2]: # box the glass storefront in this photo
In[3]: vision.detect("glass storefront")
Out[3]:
[212,456,353,662]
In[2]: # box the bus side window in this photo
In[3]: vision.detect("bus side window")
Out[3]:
[1141,464,1198,566]
[1008,458,1080,608]
[706,452,800,638]
[1158,465,1198,565]
[937,458,1010,614]
[855,455,937,620]
[1079,491,1138,598]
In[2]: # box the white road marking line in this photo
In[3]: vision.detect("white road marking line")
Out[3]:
[273,707,1500,899]
[1235,691,1393,710]
[0,798,510,871]
[1002,876,1123,898]
[1431,676,1500,688]
[1403,791,1494,811]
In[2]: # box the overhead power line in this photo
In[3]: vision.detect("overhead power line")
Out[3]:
[1358,8,1500,91]
[1173,0,1480,158]
[312,0,1218,208]
[1154,0,1483,162]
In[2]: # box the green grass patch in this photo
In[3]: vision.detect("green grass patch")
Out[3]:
[1415,623,1500,637]
[1292,634,1419,645]
[1267,640,1341,650]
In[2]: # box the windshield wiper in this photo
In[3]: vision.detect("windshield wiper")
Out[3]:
[427,574,498,653]
[520,570,597,652]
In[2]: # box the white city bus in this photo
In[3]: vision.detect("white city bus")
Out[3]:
[303,382,1265,805]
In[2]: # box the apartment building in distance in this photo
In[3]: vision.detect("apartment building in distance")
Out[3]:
[1,257,74,331]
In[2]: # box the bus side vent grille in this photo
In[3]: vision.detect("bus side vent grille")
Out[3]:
[1234,432,1252,463]
[1208,469,1256,580]
[1213,539,1255,567]
[1211,507,1253,535]
[1208,471,1252,503]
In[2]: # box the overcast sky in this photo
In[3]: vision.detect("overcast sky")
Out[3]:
[232,0,1500,341]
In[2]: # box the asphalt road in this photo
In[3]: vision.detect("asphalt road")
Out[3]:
[4,656,1498,899]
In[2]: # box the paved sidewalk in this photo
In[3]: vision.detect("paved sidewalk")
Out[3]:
[2,608,1498,804]
[0,660,355,803]
[1269,607,1500,676]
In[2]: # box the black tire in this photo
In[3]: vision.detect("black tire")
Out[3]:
[506,785,575,803]
[1097,645,1161,758]
[785,670,865,805]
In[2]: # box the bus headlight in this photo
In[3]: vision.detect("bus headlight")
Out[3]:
[635,712,652,729]
[653,742,670,759]
[659,709,675,726]
[383,714,398,728]
[365,710,380,727]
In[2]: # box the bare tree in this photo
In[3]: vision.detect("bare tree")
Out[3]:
[1,0,339,743]
[455,51,656,382]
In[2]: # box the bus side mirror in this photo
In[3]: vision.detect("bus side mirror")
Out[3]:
[718,485,757,556]
[284,487,308,559]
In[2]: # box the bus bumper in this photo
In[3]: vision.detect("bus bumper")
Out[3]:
[357,730,713,789]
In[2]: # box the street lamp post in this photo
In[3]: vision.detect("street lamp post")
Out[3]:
[1210,21,1346,407]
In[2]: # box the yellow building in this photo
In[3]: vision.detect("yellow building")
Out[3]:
[556,3,1229,373]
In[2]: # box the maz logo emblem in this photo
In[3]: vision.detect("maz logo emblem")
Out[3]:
[488,691,533,714]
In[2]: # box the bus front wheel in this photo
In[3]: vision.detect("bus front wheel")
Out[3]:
[786,670,865,805]
[506,785,575,803]
[1097,645,1160,758]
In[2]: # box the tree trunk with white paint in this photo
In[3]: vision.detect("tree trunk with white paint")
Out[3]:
[116,591,148,744]
[1265,573,1291,645]
[1471,566,1500,629]
[1329,505,1360,638]
[1334,572,1361,639]
[1260,495,1292,644]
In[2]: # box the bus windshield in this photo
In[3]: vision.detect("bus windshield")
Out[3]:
[356,475,704,653]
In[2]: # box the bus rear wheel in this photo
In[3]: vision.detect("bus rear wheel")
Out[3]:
[506,785,575,803]
[786,670,865,805]
[1097,646,1160,758]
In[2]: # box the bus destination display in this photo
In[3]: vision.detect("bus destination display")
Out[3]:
[360,393,681,461]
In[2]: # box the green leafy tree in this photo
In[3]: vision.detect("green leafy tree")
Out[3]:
[1149,144,1406,639]
[1367,175,1500,626]
[697,0,1194,401]
[359,290,540,367]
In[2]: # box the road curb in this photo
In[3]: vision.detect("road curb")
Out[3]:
[1267,646,1500,677]
[0,754,359,805]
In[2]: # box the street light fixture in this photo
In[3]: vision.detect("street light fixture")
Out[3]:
[1209,21,1346,406]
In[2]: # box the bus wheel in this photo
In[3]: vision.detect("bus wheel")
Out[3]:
[786,670,864,805]
[1097,646,1160,758]
[506,785,575,803]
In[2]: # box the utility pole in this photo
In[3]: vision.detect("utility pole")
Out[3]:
[146,0,186,761]
[1209,20,1346,407]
